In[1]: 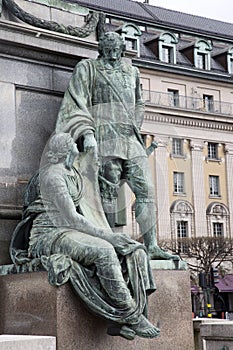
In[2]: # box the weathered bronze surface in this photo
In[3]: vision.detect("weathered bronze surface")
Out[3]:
[56,32,179,260]
[8,133,160,339]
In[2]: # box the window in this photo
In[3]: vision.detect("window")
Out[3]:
[208,143,218,159]
[209,175,220,197]
[177,221,188,253]
[125,38,137,51]
[162,45,173,63]
[197,53,208,69]
[144,32,178,63]
[203,95,214,112]
[168,89,179,107]
[170,200,194,243]
[177,221,188,238]
[174,172,185,194]
[206,203,229,237]
[230,58,233,75]
[116,23,141,57]
[194,39,212,70]
[158,32,178,64]
[213,222,223,236]
[227,47,233,74]
[172,138,183,156]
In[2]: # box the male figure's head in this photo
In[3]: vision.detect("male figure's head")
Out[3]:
[98,32,125,63]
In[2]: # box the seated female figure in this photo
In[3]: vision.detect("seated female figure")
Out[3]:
[24,132,160,340]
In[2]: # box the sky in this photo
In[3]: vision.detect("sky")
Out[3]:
[134,0,233,24]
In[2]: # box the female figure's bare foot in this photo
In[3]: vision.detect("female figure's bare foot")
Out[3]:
[107,315,160,340]
[130,315,160,339]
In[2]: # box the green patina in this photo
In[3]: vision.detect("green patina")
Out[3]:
[25,0,89,15]
[56,31,180,261]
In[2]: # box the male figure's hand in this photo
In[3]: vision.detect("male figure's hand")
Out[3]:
[83,133,98,159]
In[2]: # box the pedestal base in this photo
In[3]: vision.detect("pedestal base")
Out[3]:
[0,335,56,350]
[0,265,194,350]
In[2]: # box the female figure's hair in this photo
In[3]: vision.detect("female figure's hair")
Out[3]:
[46,133,74,164]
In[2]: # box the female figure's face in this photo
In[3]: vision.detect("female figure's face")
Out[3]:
[65,141,79,170]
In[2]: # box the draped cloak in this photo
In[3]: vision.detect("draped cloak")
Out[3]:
[10,162,156,325]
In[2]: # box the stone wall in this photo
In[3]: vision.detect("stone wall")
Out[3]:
[0,0,98,263]
[193,319,233,350]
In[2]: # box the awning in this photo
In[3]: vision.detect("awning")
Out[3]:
[216,274,233,293]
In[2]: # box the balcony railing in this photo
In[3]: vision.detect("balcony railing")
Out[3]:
[142,90,233,116]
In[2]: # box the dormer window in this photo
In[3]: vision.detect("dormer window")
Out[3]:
[159,32,178,64]
[144,31,178,64]
[211,45,233,74]
[227,46,233,74]
[194,39,212,70]
[116,23,141,57]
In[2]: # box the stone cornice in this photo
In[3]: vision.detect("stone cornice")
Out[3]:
[0,20,98,65]
[135,58,233,85]
[144,112,233,132]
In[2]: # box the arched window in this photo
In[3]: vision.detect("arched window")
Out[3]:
[194,39,212,70]
[170,200,194,252]
[206,202,230,237]
[116,23,141,57]
[158,32,178,64]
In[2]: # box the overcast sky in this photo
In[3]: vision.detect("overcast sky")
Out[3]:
[135,0,233,24]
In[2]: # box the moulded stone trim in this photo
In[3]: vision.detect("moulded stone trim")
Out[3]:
[144,113,233,132]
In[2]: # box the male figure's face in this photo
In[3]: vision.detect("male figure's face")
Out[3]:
[102,45,122,62]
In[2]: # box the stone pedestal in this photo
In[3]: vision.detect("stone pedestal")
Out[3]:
[193,319,233,350]
[0,263,194,350]
[0,335,56,350]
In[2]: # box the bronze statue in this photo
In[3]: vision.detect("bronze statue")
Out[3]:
[56,31,178,260]
[12,133,160,340]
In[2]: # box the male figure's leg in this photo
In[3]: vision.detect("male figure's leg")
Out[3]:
[123,157,156,245]
[123,157,179,260]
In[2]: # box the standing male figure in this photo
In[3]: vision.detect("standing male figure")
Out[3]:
[56,31,177,260]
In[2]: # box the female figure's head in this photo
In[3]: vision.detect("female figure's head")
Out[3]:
[47,133,79,169]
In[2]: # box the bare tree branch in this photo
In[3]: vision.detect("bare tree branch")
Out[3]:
[159,236,233,274]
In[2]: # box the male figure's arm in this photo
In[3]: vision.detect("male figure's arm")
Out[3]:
[134,67,145,129]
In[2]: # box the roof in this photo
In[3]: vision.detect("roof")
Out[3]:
[216,275,233,293]
[145,4,233,38]
[69,0,153,21]
[67,0,233,40]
